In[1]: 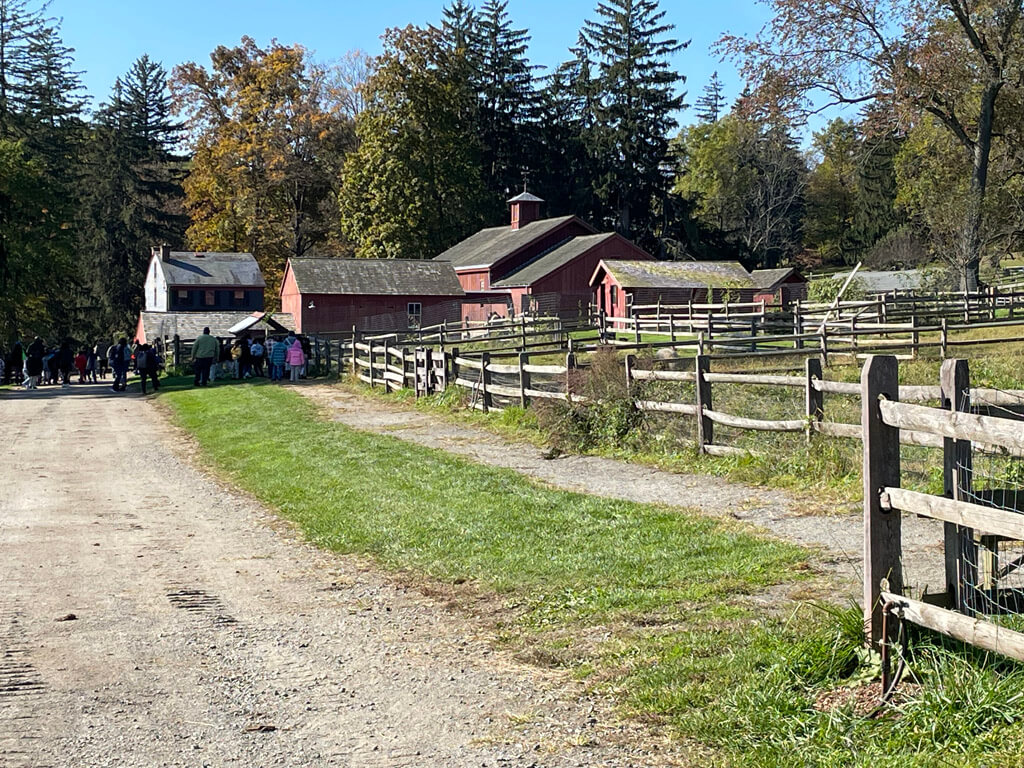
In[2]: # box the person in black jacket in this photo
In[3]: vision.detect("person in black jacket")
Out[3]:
[137,344,160,395]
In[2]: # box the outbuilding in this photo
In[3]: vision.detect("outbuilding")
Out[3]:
[280,258,466,334]
[751,268,808,308]
[590,260,757,317]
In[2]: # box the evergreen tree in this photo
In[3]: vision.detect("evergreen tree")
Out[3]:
[581,0,687,246]
[532,35,603,222]
[0,1,84,340]
[474,1,539,212]
[78,57,186,334]
[694,71,724,123]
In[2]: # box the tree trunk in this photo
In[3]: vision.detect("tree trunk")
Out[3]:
[961,81,1001,292]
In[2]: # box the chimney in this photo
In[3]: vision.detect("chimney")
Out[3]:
[152,244,172,262]
[508,192,544,230]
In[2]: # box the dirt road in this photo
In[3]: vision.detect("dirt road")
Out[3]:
[0,383,673,767]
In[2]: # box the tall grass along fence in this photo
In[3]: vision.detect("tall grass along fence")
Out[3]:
[861,355,1024,672]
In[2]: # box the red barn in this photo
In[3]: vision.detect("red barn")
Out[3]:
[591,260,757,317]
[280,258,465,334]
[751,268,808,308]
[434,192,653,320]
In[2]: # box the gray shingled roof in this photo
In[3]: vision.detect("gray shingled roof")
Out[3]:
[597,260,755,289]
[751,267,801,290]
[158,252,266,288]
[493,233,616,288]
[139,311,295,341]
[288,258,465,296]
[433,215,589,269]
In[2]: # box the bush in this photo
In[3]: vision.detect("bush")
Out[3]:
[535,347,643,452]
[808,275,866,303]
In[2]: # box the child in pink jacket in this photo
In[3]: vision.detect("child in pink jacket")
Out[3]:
[286,339,305,383]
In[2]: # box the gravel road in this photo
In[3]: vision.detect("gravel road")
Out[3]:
[0,383,686,767]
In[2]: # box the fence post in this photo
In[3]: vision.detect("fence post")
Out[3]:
[696,354,713,453]
[793,300,804,349]
[383,340,390,390]
[805,357,823,443]
[940,318,948,359]
[368,340,376,389]
[350,328,358,376]
[402,347,411,389]
[990,286,997,321]
[173,334,181,368]
[480,351,492,412]
[520,315,527,350]
[633,307,640,345]
[519,352,530,408]
[624,354,635,396]
[450,346,460,389]
[819,327,829,368]
[861,354,902,651]
[941,359,977,614]
[749,318,757,351]
[911,315,920,359]
[565,340,576,399]
[697,330,705,356]
[440,320,447,350]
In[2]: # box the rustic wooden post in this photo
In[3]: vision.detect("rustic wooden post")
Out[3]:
[862,355,902,650]
[425,348,435,394]
[480,351,492,412]
[520,315,527,350]
[941,359,977,614]
[990,286,997,320]
[696,354,713,453]
[749,318,757,351]
[519,352,530,408]
[793,300,804,349]
[670,314,677,343]
[565,339,576,398]
[940,318,949,359]
[805,357,823,443]
[324,336,332,375]
[819,327,829,368]
[372,342,380,391]
[697,330,705,356]
[633,307,640,345]
[624,354,635,395]
[173,334,181,368]
[440,319,447,350]
[350,328,358,376]
[450,346,460,389]
[383,339,391,390]
[911,315,920,359]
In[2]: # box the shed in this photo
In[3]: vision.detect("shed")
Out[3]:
[751,268,808,307]
[280,258,466,334]
[135,310,295,345]
[590,260,756,317]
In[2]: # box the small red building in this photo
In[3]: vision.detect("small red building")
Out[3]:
[751,268,808,307]
[434,192,653,320]
[280,258,466,334]
[591,260,757,317]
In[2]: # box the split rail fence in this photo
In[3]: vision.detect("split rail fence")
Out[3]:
[862,356,1024,664]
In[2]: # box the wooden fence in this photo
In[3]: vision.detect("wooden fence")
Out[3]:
[627,354,1024,457]
[862,356,1024,663]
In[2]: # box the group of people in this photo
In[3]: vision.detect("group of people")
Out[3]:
[190,328,309,387]
[1,337,163,393]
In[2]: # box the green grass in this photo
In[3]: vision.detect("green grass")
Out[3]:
[157,377,1024,765]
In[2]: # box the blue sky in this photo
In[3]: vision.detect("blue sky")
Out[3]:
[52,0,772,130]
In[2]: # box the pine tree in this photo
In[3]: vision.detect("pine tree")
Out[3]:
[0,2,84,340]
[79,56,187,334]
[581,0,687,245]
[694,71,724,123]
[474,1,539,210]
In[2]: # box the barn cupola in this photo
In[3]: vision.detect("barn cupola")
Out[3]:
[508,191,544,230]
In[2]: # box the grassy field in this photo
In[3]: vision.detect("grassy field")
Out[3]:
[159,377,1024,766]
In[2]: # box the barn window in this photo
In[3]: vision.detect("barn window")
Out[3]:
[479,279,485,289]
[233,289,245,307]
[204,290,215,306]
[610,285,618,307]
[407,302,422,328]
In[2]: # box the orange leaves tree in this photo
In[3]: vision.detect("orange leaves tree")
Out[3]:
[172,37,354,299]
[721,0,1024,290]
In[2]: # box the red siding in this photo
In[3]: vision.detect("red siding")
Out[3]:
[456,269,491,291]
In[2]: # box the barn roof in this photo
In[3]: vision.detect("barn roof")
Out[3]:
[287,258,465,296]
[492,233,616,288]
[434,215,592,269]
[138,311,294,341]
[157,251,265,288]
[751,267,803,290]
[593,260,755,289]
